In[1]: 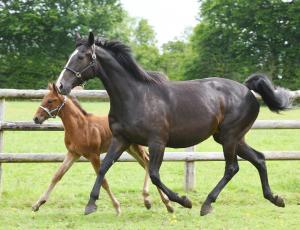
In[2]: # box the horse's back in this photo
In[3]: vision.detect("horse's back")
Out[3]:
[163,77,258,147]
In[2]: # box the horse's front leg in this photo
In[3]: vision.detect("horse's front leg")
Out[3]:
[84,136,129,215]
[32,152,78,211]
[148,141,192,209]
[88,154,121,215]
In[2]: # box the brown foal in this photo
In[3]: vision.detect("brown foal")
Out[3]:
[32,83,173,214]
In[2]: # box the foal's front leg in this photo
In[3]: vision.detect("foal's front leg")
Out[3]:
[148,141,192,209]
[84,136,129,215]
[32,152,79,211]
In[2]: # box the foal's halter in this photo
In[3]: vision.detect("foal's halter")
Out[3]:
[64,44,97,84]
[40,96,67,118]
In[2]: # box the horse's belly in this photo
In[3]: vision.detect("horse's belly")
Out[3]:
[166,131,211,148]
[166,122,217,148]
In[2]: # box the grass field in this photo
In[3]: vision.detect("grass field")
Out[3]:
[0,100,299,230]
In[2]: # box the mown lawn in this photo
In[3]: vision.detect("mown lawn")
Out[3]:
[0,100,299,230]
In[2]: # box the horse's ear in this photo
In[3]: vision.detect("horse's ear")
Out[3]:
[52,83,59,95]
[88,32,95,46]
[75,32,81,42]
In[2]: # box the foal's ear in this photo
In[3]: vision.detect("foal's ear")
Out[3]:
[88,32,95,46]
[52,83,59,95]
[75,32,81,41]
[48,83,53,90]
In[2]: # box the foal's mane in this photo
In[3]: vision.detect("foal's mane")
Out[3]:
[76,37,163,84]
[68,95,90,116]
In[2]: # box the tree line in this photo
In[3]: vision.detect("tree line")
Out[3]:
[1,0,299,89]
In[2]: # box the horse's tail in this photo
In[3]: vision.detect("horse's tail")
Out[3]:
[244,74,292,113]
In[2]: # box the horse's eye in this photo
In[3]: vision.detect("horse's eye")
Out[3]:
[47,99,53,104]
[78,55,84,60]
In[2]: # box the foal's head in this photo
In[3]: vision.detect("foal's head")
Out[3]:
[33,83,67,124]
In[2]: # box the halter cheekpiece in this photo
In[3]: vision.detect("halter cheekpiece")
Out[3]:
[40,96,67,118]
[64,44,97,83]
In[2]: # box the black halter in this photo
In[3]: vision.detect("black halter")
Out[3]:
[64,44,97,84]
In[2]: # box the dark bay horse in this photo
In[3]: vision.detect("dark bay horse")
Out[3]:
[32,83,173,214]
[56,32,291,216]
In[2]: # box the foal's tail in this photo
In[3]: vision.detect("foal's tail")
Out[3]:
[244,74,292,113]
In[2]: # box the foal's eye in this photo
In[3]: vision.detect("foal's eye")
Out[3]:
[47,99,53,104]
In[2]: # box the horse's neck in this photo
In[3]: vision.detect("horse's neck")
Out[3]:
[59,101,86,135]
[97,60,139,110]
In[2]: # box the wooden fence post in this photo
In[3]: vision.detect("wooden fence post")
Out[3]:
[0,98,5,191]
[184,146,195,192]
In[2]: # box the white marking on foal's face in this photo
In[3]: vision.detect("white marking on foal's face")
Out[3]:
[56,49,79,89]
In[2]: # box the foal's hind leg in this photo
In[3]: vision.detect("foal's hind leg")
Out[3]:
[128,145,174,213]
[148,141,192,209]
[201,142,239,216]
[89,154,121,215]
[236,141,285,207]
[32,152,78,212]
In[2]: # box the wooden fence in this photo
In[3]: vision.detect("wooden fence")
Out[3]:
[0,89,300,192]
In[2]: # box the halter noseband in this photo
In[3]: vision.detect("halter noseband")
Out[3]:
[40,96,67,118]
[64,44,97,84]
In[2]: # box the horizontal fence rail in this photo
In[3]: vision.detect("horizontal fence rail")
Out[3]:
[1,151,300,163]
[0,89,109,101]
[2,120,300,131]
[1,89,300,100]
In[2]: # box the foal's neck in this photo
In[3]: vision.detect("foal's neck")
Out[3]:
[59,99,86,133]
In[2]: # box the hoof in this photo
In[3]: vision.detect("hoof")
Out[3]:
[144,200,152,210]
[32,204,39,212]
[116,207,121,216]
[181,195,192,209]
[32,200,46,212]
[200,203,213,216]
[84,203,97,215]
[166,205,174,213]
[274,195,285,207]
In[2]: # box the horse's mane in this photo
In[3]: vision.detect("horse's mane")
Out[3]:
[76,37,164,84]
[68,95,90,116]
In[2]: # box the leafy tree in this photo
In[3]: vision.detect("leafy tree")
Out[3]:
[0,0,126,89]
[130,18,160,71]
[160,40,191,80]
[186,0,300,89]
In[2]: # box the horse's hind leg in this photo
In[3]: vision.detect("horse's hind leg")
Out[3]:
[89,154,121,215]
[236,140,285,207]
[201,141,239,216]
[32,152,78,212]
[148,141,192,209]
[128,144,173,213]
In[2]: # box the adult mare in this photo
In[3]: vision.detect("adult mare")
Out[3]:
[56,32,291,216]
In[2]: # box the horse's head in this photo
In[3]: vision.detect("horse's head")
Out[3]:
[33,83,67,124]
[56,32,97,95]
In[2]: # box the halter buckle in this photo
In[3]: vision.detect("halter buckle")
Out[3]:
[75,72,81,78]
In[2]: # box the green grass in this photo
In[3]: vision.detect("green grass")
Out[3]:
[0,100,300,230]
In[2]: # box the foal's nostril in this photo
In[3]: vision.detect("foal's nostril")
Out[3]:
[33,117,39,124]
